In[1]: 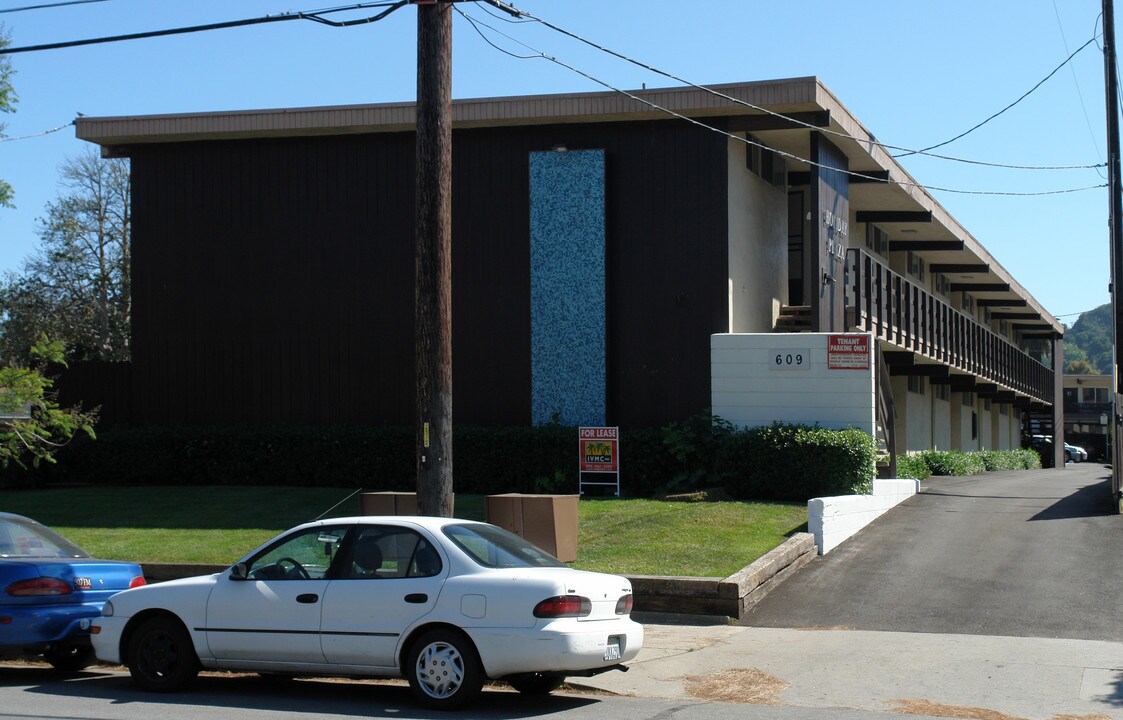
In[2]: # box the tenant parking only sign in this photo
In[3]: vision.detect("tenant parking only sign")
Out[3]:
[827,334,870,370]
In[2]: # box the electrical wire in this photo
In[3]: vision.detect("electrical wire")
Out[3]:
[1051,0,1106,180]
[0,0,108,14]
[0,119,72,141]
[0,1,408,54]
[459,6,1105,198]
[476,0,1104,173]
[894,36,1099,159]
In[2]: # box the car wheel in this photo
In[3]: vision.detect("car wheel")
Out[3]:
[127,616,199,693]
[406,628,484,710]
[508,672,566,695]
[44,644,95,673]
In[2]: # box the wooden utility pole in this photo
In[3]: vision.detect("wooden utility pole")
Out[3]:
[1105,0,1123,512]
[415,0,454,517]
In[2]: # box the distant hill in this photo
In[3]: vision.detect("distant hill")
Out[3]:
[1064,303,1112,374]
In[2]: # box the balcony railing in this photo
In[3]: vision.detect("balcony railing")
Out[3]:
[846,248,1054,405]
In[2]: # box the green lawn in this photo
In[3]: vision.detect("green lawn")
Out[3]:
[1,486,807,578]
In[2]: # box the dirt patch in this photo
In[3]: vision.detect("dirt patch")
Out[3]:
[892,699,1112,720]
[682,667,789,704]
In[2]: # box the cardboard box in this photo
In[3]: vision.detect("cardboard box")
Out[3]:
[486,493,579,562]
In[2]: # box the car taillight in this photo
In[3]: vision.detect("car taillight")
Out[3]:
[534,595,592,618]
[129,576,147,589]
[7,577,73,597]
[615,593,633,615]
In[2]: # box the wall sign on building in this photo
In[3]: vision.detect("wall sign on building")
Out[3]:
[578,426,620,495]
[828,334,871,370]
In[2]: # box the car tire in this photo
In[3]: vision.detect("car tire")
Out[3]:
[508,672,566,695]
[44,644,95,673]
[127,616,199,693]
[406,628,484,710]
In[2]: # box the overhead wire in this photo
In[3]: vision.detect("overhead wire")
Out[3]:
[0,0,109,14]
[0,119,71,141]
[0,1,408,54]
[460,5,1105,198]
[476,0,1104,173]
[1051,0,1106,179]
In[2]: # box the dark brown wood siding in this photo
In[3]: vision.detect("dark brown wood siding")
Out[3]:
[64,119,730,428]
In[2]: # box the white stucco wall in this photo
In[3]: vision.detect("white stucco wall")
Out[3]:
[727,137,787,333]
[932,395,951,450]
[979,402,993,449]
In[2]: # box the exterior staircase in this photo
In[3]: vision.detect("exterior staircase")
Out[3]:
[774,305,812,332]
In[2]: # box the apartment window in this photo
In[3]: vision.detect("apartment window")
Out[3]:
[935,273,951,298]
[907,251,925,281]
[1082,387,1109,404]
[865,224,888,256]
[984,398,992,411]
[999,319,1009,336]
[962,391,974,407]
[999,403,1008,416]
[933,383,951,401]
[907,376,925,395]
[962,293,974,315]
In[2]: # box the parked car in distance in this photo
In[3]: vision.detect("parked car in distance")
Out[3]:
[0,512,146,672]
[92,516,642,710]
[1064,443,1088,463]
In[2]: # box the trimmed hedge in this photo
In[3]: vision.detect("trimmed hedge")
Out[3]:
[894,448,1042,479]
[0,420,877,502]
[718,423,876,501]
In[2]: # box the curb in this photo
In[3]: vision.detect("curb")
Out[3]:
[142,533,819,622]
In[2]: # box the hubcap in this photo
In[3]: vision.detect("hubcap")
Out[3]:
[140,631,178,678]
[415,640,465,699]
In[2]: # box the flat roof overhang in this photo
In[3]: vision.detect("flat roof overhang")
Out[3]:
[74,76,1062,335]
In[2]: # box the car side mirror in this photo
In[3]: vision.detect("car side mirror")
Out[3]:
[229,562,249,581]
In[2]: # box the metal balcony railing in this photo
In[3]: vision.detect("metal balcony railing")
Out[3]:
[845,248,1054,405]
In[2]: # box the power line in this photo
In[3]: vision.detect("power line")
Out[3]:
[894,35,1099,159]
[477,1,1104,173]
[0,1,408,54]
[1052,0,1106,180]
[0,0,108,14]
[0,119,71,141]
[461,5,1106,198]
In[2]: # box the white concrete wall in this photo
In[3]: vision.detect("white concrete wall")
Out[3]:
[712,333,876,433]
[932,395,951,450]
[979,401,993,449]
[808,478,920,554]
[727,138,787,333]
[905,382,932,453]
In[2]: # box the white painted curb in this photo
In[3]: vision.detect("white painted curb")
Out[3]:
[808,478,919,555]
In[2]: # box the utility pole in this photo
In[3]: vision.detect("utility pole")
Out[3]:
[415,0,454,517]
[1104,0,1123,512]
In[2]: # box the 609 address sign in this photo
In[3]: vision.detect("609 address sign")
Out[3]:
[770,349,809,370]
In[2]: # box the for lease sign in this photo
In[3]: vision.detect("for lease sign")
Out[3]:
[827,334,870,370]
[579,426,618,473]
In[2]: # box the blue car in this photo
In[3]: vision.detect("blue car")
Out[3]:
[0,512,146,671]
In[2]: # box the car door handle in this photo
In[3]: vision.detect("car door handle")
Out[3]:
[296,593,319,604]
[404,593,428,604]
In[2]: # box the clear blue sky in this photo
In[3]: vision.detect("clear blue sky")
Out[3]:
[0,0,1113,323]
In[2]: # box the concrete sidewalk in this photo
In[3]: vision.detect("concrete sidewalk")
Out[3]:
[571,622,1123,719]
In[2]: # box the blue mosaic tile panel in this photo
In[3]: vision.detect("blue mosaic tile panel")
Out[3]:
[529,149,606,427]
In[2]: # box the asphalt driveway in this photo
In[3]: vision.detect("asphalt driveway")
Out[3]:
[743,462,1123,641]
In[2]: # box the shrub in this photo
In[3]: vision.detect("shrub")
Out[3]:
[719,423,876,501]
[917,450,986,476]
[894,453,932,481]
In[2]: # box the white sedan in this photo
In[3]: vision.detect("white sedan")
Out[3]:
[91,516,642,709]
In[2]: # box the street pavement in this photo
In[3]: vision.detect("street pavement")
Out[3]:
[575,463,1123,719]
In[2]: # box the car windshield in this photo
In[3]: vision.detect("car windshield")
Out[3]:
[443,523,567,569]
[0,516,89,559]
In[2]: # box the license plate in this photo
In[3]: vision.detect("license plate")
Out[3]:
[603,637,622,661]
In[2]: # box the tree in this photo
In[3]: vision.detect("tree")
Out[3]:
[0,335,96,469]
[0,149,131,365]
[1065,303,1113,375]
[0,26,18,208]
[1065,358,1096,375]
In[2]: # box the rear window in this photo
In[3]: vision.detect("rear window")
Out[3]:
[0,517,88,559]
[442,523,566,569]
